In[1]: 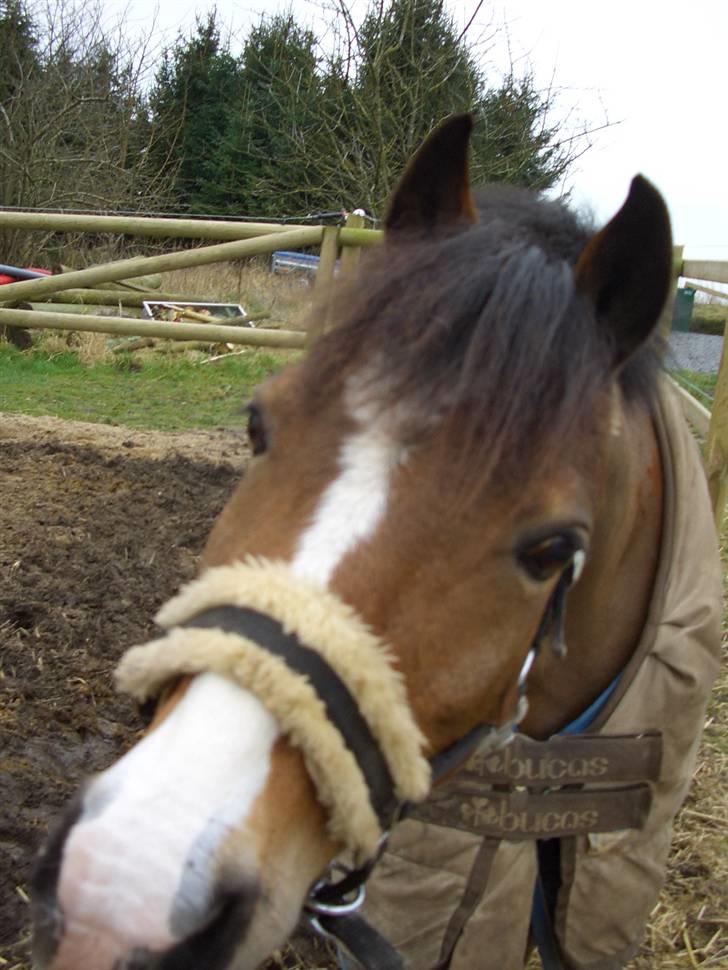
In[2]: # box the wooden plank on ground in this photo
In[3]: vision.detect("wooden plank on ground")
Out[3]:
[0,307,306,349]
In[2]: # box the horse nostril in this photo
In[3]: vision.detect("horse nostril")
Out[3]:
[157,884,259,970]
[33,881,259,970]
[30,899,65,970]
[31,794,85,967]
[116,951,158,970]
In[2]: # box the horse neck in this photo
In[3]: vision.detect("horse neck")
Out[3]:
[522,391,664,739]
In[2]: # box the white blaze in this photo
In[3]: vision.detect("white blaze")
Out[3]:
[291,417,401,588]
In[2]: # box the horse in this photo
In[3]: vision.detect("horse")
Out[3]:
[30,115,721,970]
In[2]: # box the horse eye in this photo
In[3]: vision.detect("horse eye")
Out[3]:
[518,534,581,582]
[247,404,268,456]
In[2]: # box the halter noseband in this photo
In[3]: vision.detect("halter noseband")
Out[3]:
[183,605,402,832]
[172,604,538,970]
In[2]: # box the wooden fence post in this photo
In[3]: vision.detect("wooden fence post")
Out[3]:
[310,214,372,343]
[340,212,366,278]
[658,245,684,335]
[307,225,341,345]
[705,320,728,531]
[315,225,340,293]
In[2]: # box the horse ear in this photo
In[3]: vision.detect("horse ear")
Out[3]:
[385,113,478,235]
[574,175,673,366]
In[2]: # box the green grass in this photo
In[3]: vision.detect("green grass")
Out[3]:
[0,342,719,435]
[0,344,290,431]
[672,368,717,407]
[691,303,728,336]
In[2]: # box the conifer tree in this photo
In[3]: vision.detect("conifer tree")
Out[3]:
[0,0,38,104]
[143,0,598,219]
[204,14,323,216]
[148,12,242,211]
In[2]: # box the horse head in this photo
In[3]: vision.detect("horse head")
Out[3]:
[31,114,672,970]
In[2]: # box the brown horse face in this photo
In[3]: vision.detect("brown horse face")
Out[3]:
[35,362,598,970]
[204,361,599,746]
[32,116,672,970]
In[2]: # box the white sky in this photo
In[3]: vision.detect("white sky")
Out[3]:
[113,0,728,257]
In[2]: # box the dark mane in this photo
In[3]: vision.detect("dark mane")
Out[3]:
[305,186,663,486]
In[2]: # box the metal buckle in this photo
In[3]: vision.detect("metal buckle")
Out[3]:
[304,861,367,922]
[306,882,366,919]
[518,646,537,687]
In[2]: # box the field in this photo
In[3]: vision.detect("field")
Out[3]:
[0,271,726,969]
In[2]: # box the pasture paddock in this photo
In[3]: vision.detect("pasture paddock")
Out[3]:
[0,414,725,970]
[2,119,727,969]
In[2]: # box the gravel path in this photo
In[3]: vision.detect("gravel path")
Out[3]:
[667,332,723,373]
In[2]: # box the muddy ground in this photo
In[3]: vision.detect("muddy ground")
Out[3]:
[0,414,725,969]
[0,415,249,965]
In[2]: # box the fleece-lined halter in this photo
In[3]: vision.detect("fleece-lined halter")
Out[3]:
[116,558,431,863]
[115,556,577,969]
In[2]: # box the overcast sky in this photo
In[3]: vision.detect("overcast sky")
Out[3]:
[115,0,727,257]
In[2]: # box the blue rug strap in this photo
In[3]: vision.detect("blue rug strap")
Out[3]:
[559,674,621,736]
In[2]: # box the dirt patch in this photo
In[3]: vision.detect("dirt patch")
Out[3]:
[0,412,249,464]
[0,413,246,965]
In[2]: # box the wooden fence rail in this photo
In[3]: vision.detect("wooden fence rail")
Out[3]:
[0,208,384,248]
[0,211,382,350]
[682,260,728,286]
[0,210,314,240]
[0,227,324,303]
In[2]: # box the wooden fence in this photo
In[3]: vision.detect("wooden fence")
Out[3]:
[0,211,727,524]
[0,210,382,348]
[678,253,728,529]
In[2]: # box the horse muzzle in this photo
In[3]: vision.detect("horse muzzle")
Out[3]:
[28,674,283,970]
[31,796,261,970]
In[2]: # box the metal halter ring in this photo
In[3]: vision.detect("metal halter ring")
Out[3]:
[305,860,368,920]
[305,882,366,918]
[306,914,339,943]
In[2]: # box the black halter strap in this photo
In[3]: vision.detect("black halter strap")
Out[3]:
[181,568,574,834]
[182,602,536,837]
[183,605,400,830]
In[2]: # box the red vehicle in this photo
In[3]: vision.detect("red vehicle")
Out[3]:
[0,264,52,285]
